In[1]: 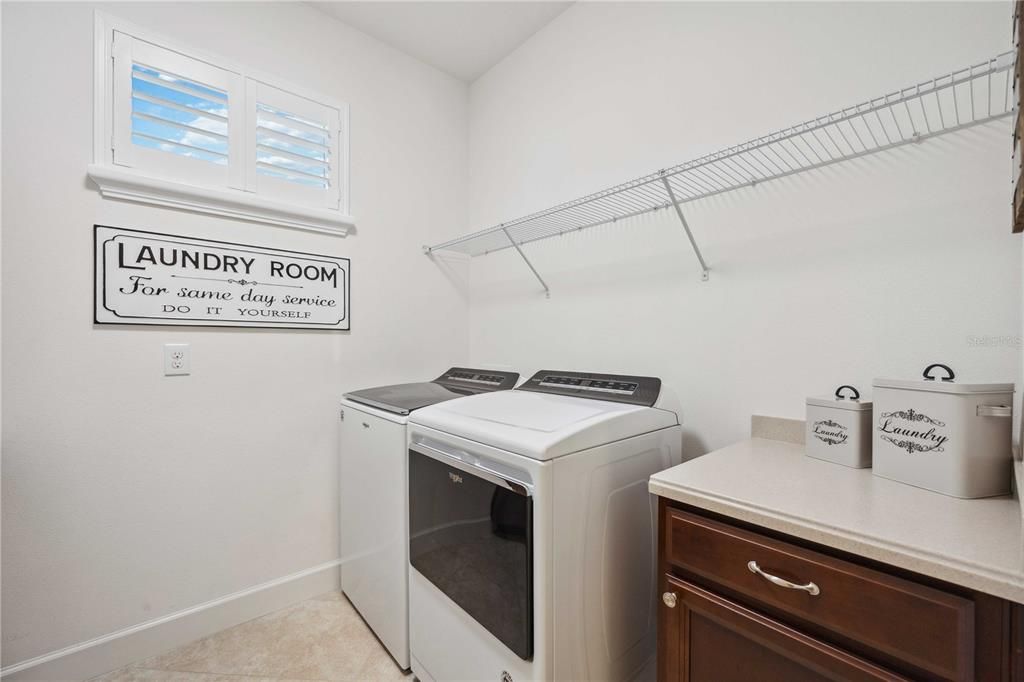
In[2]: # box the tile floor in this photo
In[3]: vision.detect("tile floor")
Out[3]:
[90,592,411,682]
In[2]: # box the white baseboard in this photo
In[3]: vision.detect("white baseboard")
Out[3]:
[2,559,341,682]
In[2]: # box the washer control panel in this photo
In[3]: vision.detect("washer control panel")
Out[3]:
[436,368,520,391]
[517,370,661,406]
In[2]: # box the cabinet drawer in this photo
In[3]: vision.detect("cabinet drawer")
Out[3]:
[665,508,975,681]
[661,574,908,682]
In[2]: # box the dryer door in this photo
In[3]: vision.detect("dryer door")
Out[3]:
[408,442,533,660]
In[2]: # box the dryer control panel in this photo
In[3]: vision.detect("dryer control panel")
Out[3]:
[516,370,661,406]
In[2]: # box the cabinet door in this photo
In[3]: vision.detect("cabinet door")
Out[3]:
[659,575,907,682]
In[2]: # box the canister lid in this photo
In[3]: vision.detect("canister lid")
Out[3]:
[806,395,873,411]
[873,363,1014,395]
[873,378,1014,395]
[806,384,872,411]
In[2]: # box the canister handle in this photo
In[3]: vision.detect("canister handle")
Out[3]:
[977,405,1013,418]
[922,363,955,382]
[834,385,860,401]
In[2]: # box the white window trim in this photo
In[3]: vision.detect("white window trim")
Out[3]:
[89,12,353,236]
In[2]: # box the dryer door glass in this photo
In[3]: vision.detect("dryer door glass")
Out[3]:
[408,446,533,660]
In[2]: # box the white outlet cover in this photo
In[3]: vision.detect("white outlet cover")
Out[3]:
[163,343,190,376]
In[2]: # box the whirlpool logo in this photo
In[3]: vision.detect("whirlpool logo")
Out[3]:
[448,472,463,484]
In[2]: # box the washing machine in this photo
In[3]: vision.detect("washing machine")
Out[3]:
[339,367,519,670]
[406,370,682,682]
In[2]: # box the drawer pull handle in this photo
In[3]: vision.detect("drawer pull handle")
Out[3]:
[662,591,678,608]
[747,561,820,596]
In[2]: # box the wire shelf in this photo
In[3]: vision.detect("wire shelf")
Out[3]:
[427,51,1016,265]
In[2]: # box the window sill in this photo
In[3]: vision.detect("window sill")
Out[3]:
[87,165,354,236]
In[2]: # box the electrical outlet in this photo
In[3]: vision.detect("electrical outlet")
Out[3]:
[163,343,190,376]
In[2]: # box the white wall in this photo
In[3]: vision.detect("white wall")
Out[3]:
[465,2,1022,456]
[1,1,469,670]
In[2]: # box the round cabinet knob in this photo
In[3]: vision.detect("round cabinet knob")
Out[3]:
[662,591,678,608]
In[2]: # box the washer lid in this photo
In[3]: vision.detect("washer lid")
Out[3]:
[343,367,520,415]
[409,390,679,461]
[344,382,471,415]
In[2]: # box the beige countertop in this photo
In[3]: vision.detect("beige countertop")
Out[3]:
[649,438,1024,603]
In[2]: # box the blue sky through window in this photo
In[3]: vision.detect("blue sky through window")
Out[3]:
[130,63,229,164]
[129,64,332,189]
[255,103,330,188]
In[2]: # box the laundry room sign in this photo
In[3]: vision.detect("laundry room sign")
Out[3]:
[94,226,350,330]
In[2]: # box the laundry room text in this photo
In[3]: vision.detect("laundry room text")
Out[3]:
[95,226,351,330]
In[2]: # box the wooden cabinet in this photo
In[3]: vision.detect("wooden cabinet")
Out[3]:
[658,499,1023,682]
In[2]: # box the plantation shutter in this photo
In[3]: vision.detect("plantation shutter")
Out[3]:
[247,80,343,210]
[112,31,244,188]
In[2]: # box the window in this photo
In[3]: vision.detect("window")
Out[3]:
[112,33,244,188]
[91,15,351,234]
[249,81,341,209]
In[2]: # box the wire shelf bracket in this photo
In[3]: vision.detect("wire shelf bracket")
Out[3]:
[425,51,1016,295]
[503,225,551,297]
[660,172,710,281]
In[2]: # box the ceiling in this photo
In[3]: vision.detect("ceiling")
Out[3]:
[311,2,572,82]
